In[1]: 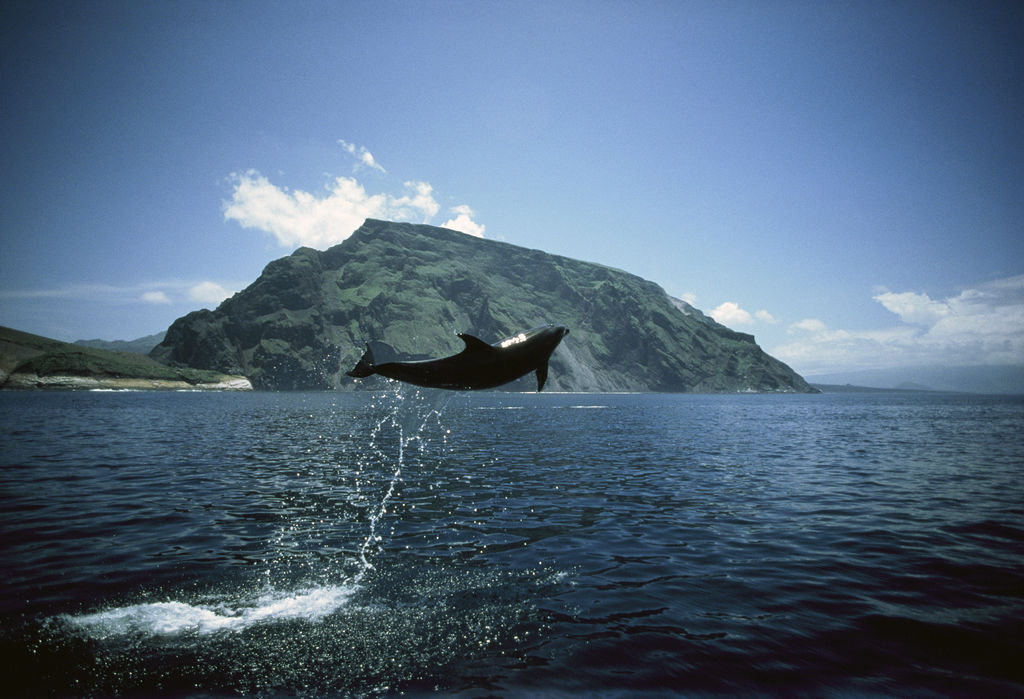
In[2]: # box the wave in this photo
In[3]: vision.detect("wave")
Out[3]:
[63,584,357,638]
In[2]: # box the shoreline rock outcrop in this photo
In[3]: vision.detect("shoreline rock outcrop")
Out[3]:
[0,326,251,391]
[2,373,252,391]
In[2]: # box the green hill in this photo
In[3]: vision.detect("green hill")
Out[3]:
[151,219,815,393]
[0,326,250,390]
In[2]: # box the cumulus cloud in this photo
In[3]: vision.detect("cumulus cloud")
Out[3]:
[224,171,446,248]
[873,290,951,325]
[441,205,486,237]
[224,138,486,248]
[388,180,441,222]
[338,139,386,174]
[710,301,753,326]
[189,281,235,306]
[224,172,374,248]
[140,291,171,304]
[709,302,779,328]
[773,275,1024,373]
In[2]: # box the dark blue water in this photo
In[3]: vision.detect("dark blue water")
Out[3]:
[1,389,1022,697]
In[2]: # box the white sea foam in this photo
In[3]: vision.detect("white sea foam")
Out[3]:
[64,584,357,638]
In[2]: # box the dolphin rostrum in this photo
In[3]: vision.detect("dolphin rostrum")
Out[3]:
[346,324,569,391]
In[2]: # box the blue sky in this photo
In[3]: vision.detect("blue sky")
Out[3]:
[2,0,1021,376]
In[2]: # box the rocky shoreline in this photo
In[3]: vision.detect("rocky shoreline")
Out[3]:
[2,372,252,391]
[1,326,253,392]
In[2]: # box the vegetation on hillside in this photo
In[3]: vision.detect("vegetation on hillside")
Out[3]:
[152,219,815,393]
[1,326,241,388]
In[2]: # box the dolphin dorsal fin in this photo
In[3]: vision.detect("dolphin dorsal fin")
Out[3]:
[457,333,494,353]
[536,361,549,392]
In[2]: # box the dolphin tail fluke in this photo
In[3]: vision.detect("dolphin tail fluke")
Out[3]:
[535,361,549,392]
[346,345,377,378]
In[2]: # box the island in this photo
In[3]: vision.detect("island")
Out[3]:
[152,218,817,393]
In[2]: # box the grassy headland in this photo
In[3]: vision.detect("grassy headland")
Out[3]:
[1,326,251,390]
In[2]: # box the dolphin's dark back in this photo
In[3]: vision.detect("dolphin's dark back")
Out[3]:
[346,325,569,391]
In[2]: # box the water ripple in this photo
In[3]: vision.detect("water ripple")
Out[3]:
[1,390,1022,696]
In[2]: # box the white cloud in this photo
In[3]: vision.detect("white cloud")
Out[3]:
[388,180,441,221]
[774,275,1024,373]
[441,205,486,237]
[710,301,753,326]
[776,320,918,373]
[223,171,445,248]
[790,318,827,333]
[3,281,241,309]
[709,302,780,328]
[189,281,234,306]
[140,291,171,304]
[680,292,697,305]
[873,290,951,325]
[338,139,386,174]
[0,284,131,301]
[224,139,487,248]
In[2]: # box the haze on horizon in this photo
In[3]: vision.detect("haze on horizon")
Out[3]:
[1,0,1021,380]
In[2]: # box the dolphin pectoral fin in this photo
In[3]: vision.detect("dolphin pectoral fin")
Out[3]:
[535,361,549,392]
[457,333,493,353]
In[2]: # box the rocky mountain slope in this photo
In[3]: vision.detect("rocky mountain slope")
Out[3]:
[151,219,816,393]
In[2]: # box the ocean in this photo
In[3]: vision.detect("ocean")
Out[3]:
[1,389,1022,697]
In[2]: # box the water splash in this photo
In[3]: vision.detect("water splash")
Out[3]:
[63,384,453,640]
[64,586,356,638]
[354,420,402,582]
[353,386,452,583]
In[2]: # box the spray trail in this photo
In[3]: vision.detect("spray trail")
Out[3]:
[352,385,452,583]
[62,387,453,639]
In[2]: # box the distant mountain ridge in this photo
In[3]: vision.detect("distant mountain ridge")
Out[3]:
[75,332,165,355]
[807,365,1024,395]
[152,219,816,393]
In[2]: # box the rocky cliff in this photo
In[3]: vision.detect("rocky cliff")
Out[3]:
[151,219,816,393]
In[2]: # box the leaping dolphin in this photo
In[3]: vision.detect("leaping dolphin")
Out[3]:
[346,324,569,391]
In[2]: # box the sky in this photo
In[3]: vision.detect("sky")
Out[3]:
[1,0,1022,377]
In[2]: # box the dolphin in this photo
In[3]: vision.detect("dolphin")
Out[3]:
[346,324,569,391]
